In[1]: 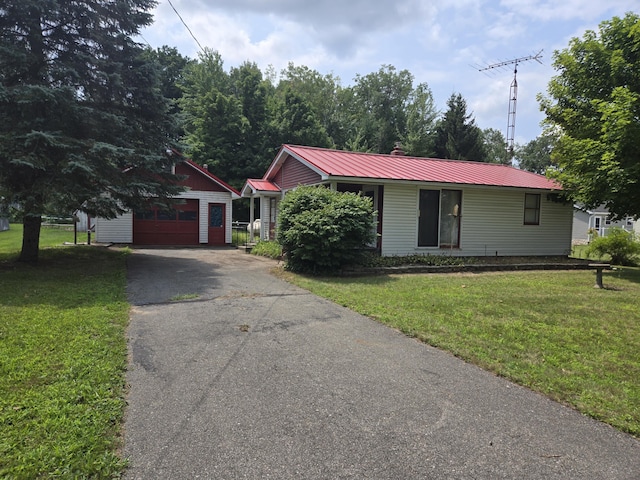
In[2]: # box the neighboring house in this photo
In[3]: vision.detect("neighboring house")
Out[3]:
[242,144,574,257]
[96,159,240,245]
[0,218,8,232]
[572,205,635,244]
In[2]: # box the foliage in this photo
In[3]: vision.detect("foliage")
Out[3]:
[539,13,640,220]
[268,84,334,149]
[251,240,282,259]
[586,227,640,266]
[481,128,509,164]
[401,83,438,157]
[514,131,557,174]
[277,186,375,274]
[283,268,640,437]
[0,0,182,263]
[0,247,129,477]
[361,252,468,268]
[434,93,486,161]
[346,65,414,154]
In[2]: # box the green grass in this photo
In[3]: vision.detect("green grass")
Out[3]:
[281,267,640,437]
[0,227,129,478]
[0,224,75,261]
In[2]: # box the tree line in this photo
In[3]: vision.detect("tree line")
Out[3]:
[150,46,551,190]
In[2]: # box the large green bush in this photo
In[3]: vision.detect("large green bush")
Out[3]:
[586,227,640,265]
[277,186,375,274]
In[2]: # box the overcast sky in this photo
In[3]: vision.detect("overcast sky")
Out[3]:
[139,0,637,146]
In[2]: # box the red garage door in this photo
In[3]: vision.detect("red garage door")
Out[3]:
[133,199,199,245]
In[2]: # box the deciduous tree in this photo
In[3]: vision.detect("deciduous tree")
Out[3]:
[539,13,640,219]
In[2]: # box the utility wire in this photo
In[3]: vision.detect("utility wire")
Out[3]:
[167,0,205,53]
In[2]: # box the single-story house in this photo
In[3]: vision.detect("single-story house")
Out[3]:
[572,204,635,244]
[242,144,574,257]
[96,159,240,245]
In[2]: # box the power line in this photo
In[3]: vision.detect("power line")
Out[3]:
[167,0,205,53]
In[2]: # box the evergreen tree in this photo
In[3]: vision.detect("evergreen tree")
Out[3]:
[434,93,486,161]
[0,0,182,263]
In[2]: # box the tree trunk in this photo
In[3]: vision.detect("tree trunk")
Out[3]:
[18,215,42,264]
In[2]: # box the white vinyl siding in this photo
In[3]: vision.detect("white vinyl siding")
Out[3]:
[95,212,133,243]
[380,184,419,256]
[179,191,233,244]
[380,184,573,257]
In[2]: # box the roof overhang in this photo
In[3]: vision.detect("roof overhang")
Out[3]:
[241,179,282,198]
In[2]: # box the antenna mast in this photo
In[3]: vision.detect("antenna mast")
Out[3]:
[478,50,543,163]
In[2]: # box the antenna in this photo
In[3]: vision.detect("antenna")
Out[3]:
[478,50,543,163]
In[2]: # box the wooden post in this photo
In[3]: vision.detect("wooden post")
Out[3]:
[588,263,609,289]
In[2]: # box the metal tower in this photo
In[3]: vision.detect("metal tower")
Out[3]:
[478,50,543,162]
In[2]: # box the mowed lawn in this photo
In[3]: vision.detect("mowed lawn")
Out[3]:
[281,266,640,437]
[0,225,130,478]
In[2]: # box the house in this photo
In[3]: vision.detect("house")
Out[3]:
[95,159,240,245]
[572,204,635,244]
[242,144,574,257]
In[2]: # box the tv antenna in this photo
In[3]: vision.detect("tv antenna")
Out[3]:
[478,50,543,163]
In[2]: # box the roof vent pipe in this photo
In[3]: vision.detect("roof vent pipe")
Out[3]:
[390,141,405,156]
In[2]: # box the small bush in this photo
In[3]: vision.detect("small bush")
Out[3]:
[586,227,640,265]
[251,240,282,259]
[277,186,375,274]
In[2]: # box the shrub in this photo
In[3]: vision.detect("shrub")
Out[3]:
[277,186,375,274]
[251,240,282,259]
[586,227,640,265]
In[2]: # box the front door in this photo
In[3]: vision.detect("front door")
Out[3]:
[208,203,226,245]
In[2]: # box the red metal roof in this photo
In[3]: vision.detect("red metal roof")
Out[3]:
[281,145,561,190]
[245,179,281,193]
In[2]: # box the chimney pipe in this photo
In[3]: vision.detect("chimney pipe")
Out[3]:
[390,141,405,156]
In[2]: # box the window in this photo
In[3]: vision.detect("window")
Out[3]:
[524,193,540,225]
[210,205,223,228]
[134,209,155,221]
[178,210,197,221]
[418,189,461,248]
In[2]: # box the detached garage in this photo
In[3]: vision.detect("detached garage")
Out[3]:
[95,159,240,246]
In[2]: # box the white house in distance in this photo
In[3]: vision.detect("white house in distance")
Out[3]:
[572,204,635,244]
[242,144,574,257]
[95,158,240,246]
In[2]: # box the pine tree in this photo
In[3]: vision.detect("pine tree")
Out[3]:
[0,1,182,263]
[434,93,486,161]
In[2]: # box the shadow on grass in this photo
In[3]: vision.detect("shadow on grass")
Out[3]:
[0,247,128,308]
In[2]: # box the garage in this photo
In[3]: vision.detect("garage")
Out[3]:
[95,158,240,246]
[133,199,200,245]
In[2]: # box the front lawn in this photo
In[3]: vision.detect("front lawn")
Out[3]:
[0,227,129,478]
[281,267,640,437]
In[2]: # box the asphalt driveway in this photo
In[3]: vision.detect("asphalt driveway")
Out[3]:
[123,248,639,479]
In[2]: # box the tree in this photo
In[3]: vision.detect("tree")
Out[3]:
[481,128,509,164]
[268,85,333,149]
[0,0,182,263]
[514,132,556,174]
[539,13,640,220]
[402,83,438,157]
[434,94,486,161]
[347,65,414,154]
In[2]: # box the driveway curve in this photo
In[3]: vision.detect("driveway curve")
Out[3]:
[123,247,639,479]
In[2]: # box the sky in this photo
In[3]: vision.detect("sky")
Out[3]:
[139,0,638,147]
